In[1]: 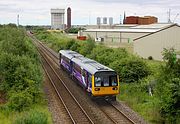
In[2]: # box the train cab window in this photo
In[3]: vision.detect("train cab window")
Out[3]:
[95,77,102,87]
[110,76,118,86]
[103,77,109,86]
[95,76,109,87]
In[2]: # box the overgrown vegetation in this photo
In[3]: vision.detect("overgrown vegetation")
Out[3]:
[34,29,150,83]
[33,28,180,123]
[65,27,84,34]
[0,25,52,123]
[155,48,180,123]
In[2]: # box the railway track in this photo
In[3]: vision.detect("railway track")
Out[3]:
[96,100,135,124]
[28,32,146,124]
[30,34,94,124]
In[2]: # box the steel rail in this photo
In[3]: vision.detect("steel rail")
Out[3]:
[33,37,94,124]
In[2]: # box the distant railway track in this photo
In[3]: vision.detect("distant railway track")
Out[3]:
[29,34,94,124]
[28,32,146,124]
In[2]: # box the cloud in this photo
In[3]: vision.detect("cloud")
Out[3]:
[0,0,180,25]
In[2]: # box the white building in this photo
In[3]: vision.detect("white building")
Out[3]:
[81,23,180,60]
[133,24,180,60]
[51,9,65,30]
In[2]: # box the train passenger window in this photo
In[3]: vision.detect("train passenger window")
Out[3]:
[110,76,118,86]
[103,77,109,86]
[95,77,102,87]
[81,69,86,76]
[74,64,81,73]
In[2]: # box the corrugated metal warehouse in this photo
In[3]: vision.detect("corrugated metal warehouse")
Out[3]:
[82,23,180,61]
[82,28,157,43]
[133,24,180,60]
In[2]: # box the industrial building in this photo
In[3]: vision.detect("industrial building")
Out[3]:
[134,24,180,60]
[124,16,158,25]
[81,23,180,60]
[51,9,65,30]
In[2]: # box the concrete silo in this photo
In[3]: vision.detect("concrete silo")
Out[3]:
[103,17,107,24]
[109,17,113,25]
[97,17,101,25]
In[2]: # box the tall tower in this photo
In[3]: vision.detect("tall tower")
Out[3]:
[51,8,65,30]
[123,11,126,24]
[67,7,71,29]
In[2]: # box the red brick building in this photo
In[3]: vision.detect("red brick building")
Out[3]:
[124,16,158,25]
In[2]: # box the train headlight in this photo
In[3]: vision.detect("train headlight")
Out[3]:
[95,88,100,91]
[112,87,118,90]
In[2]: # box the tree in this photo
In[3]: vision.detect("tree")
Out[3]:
[156,48,180,123]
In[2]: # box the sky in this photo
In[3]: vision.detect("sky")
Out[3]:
[0,0,180,25]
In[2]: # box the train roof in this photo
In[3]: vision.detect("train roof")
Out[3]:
[59,50,115,74]
[60,50,83,59]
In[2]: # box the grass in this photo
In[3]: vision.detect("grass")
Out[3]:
[117,83,162,124]
[0,104,52,124]
[117,59,164,123]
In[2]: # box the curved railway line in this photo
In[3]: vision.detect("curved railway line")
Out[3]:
[28,32,147,124]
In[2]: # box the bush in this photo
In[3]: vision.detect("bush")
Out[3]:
[110,57,150,83]
[0,26,43,111]
[78,36,95,56]
[155,48,180,123]
[7,90,33,111]
[14,110,48,124]
[148,56,153,60]
[66,27,83,34]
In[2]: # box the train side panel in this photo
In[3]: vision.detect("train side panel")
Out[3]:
[72,63,87,88]
[60,55,71,72]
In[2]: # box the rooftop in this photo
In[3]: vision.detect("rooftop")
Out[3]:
[84,23,177,33]
[130,23,173,29]
[84,28,158,33]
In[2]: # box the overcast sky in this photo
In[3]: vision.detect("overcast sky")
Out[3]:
[0,0,180,25]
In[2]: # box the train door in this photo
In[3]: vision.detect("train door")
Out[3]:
[70,60,73,74]
[81,68,88,88]
[87,73,92,92]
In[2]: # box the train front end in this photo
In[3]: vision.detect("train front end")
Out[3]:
[91,71,119,100]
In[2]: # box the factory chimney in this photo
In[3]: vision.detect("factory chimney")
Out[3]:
[67,7,71,29]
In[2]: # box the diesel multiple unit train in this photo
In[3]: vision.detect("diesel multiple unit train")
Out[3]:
[59,50,119,100]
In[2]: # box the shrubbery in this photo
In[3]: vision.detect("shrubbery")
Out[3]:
[155,48,180,123]
[110,57,150,83]
[14,109,48,124]
[0,26,43,112]
[65,27,84,34]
